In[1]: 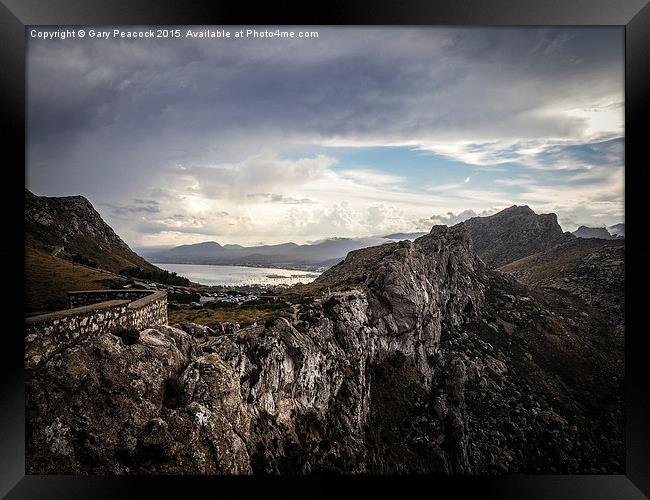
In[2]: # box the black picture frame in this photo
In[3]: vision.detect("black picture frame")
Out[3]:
[2,1,648,497]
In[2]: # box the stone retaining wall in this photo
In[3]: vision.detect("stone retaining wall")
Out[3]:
[25,290,167,369]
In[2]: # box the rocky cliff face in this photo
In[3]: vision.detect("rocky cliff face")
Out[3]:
[26,225,623,474]
[25,189,156,273]
[463,205,570,268]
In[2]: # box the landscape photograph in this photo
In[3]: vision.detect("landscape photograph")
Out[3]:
[25,26,625,474]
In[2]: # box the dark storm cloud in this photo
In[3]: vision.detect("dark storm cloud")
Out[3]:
[101,199,160,217]
[28,27,623,150]
[27,40,205,140]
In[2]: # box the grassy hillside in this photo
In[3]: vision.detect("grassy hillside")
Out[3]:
[167,301,293,330]
[25,247,128,315]
[25,190,194,314]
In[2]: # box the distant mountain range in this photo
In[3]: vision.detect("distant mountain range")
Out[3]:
[141,208,625,272]
[26,188,625,275]
[24,190,626,335]
[141,234,426,271]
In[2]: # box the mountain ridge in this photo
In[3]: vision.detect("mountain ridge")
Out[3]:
[461,205,572,268]
[26,189,158,274]
[144,236,392,270]
[142,205,624,273]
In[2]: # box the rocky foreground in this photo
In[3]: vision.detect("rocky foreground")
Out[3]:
[26,224,624,474]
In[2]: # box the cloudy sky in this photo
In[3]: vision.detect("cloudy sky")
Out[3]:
[27,27,624,247]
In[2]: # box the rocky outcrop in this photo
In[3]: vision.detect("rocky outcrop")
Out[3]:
[462,205,570,268]
[572,225,621,240]
[314,224,486,376]
[26,224,624,474]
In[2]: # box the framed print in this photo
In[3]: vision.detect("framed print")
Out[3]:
[1,0,648,497]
